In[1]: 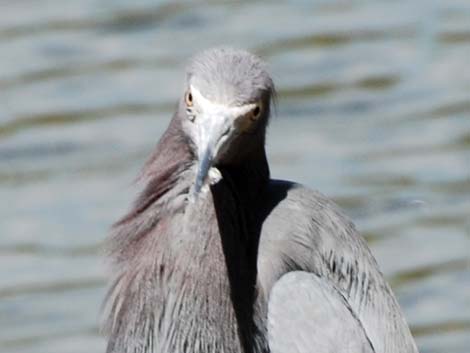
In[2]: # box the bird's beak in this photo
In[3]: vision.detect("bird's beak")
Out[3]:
[188,86,257,196]
[193,109,233,195]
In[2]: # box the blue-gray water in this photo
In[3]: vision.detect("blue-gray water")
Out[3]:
[1,1,469,352]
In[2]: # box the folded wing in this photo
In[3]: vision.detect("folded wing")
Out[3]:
[268,271,375,353]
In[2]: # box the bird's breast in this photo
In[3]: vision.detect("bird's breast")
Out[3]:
[151,193,246,353]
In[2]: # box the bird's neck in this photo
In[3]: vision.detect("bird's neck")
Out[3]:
[104,120,270,353]
[210,145,271,353]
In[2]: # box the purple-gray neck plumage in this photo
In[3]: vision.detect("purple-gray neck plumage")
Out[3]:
[103,113,270,353]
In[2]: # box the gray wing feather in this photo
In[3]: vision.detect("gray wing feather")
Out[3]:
[268,271,375,353]
[258,181,419,353]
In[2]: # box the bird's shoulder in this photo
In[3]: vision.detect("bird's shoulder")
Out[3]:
[258,179,376,284]
[262,179,358,238]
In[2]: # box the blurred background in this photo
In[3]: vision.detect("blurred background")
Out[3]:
[1,1,469,352]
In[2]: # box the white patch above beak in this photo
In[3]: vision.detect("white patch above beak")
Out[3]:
[190,85,257,117]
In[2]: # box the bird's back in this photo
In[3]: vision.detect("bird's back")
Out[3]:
[255,180,418,353]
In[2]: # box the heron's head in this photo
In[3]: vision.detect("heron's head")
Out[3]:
[179,47,275,194]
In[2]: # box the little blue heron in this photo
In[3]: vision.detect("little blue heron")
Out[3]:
[103,48,419,353]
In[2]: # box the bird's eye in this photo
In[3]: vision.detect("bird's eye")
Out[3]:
[185,91,193,107]
[250,105,261,121]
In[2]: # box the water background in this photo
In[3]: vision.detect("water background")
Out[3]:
[1,1,469,352]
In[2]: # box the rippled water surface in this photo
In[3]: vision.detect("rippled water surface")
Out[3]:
[1,1,470,352]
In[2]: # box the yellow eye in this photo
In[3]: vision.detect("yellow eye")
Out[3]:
[250,104,261,121]
[185,91,193,107]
